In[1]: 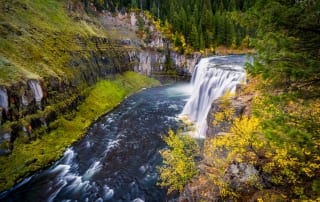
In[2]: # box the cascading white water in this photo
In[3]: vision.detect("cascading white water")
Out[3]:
[0,87,8,111]
[137,52,152,75]
[28,80,43,104]
[181,55,246,138]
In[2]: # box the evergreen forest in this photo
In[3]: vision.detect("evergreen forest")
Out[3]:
[0,0,319,201]
[158,0,320,200]
[86,0,256,52]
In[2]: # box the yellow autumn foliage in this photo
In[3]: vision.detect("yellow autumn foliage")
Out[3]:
[204,93,320,199]
[212,90,235,127]
[158,130,199,193]
[205,115,262,198]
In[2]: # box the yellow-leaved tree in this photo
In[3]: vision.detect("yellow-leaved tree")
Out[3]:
[205,111,264,198]
[204,93,320,200]
[158,130,199,193]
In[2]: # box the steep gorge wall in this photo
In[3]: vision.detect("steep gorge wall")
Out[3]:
[98,10,200,78]
[0,7,200,156]
[130,49,199,80]
[0,36,136,155]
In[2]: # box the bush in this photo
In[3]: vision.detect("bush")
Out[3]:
[158,130,199,193]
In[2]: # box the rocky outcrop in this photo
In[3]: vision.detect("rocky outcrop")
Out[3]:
[206,91,253,138]
[0,35,138,155]
[180,90,257,202]
[129,49,199,81]
[99,11,200,79]
[179,161,261,202]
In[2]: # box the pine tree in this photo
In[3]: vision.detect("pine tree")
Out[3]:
[98,0,256,50]
[228,0,236,11]
[242,0,320,199]
[215,11,225,45]
[190,24,199,49]
[199,32,205,50]
[131,0,138,8]
[247,0,320,90]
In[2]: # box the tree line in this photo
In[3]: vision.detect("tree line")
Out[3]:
[84,0,256,51]
[158,0,320,200]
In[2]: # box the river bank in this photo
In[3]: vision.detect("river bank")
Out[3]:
[0,82,191,201]
[0,0,197,193]
[0,72,159,192]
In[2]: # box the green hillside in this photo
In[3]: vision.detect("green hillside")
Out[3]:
[0,0,110,84]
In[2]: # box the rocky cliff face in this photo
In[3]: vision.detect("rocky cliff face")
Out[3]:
[0,6,200,156]
[98,11,200,78]
[206,91,252,138]
[0,36,133,155]
[130,49,199,80]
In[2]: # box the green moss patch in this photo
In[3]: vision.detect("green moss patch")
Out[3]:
[0,0,110,84]
[0,72,160,192]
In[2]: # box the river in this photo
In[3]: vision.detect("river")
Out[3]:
[0,84,192,202]
[0,55,247,202]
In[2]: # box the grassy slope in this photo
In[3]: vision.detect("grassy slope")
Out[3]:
[0,1,161,192]
[0,0,108,84]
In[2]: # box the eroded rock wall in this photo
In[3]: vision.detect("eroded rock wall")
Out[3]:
[0,36,135,155]
[0,7,201,156]
[0,37,199,156]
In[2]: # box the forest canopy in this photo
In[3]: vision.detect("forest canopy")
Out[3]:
[84,0,257,51]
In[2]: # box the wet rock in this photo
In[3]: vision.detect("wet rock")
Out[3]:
[28,80,43,108]
[0,131,12,155]
[0,87,9,115]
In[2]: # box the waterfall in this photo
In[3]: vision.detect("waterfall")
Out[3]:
[28,80,43,104]
[21,92,29,106]
[137,52,151,75]
[181,55,246,138]
[0,87,8,111]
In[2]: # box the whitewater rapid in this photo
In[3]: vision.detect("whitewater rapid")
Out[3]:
[181,55,246,138]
